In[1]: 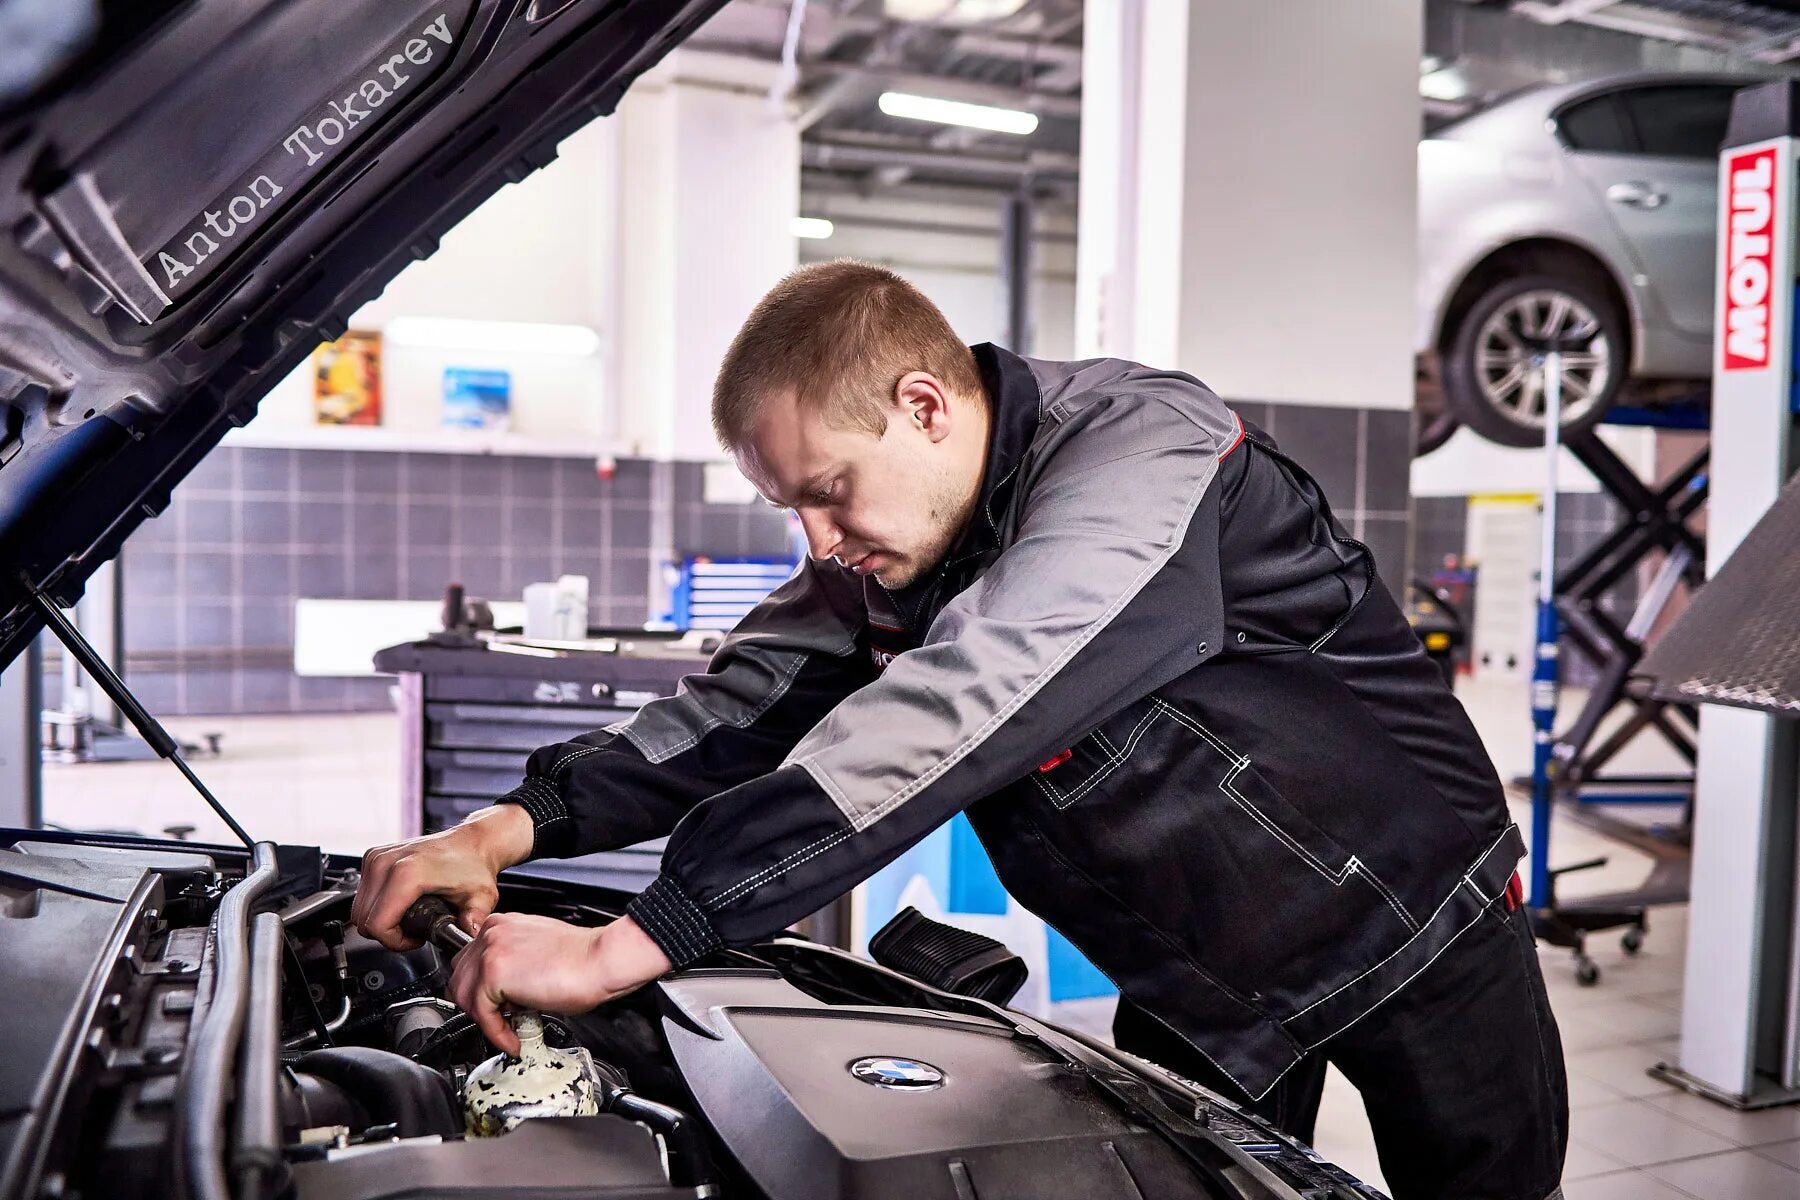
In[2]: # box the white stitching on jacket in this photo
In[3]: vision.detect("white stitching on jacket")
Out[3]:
[1149,700,1351,880]
[547,743,607,777]
[640,648,810,764]
[704,456,1223,912]
[1301,881,1505,1052]
[1287,826,1517,1020]
[1353,862,1420,933]
[706,823,861,909]
[665,886,713,954]
[1146,697,1419,931]
[639,881,710,959]
[1046,706,1162,811]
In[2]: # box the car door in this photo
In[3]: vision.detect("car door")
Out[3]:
[1563,83,1738,341]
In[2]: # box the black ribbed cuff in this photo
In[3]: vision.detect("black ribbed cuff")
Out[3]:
[626,875,724,967]
[493,777,576,859]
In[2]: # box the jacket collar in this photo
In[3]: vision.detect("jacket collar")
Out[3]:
[960,342,1043,563]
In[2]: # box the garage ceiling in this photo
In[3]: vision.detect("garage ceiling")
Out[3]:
[1480,0,1800,61]
[690,0,1800,200]
[689,0,1082,197]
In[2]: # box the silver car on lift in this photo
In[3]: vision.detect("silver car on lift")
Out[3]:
[1416,73,1755,447]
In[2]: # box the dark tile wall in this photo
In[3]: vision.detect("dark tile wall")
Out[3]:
[1405,491,1642,688]
[41,448,793,716]
[42,405,1418,717]
[1231,402,1415,600]
[1412,495,1470,581]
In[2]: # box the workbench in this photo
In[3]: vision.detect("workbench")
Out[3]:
[372,631,717,893]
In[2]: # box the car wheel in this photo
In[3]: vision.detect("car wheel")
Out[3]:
[1443,274,1624,448]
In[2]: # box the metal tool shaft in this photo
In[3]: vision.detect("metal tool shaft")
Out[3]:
[401,895,472,951]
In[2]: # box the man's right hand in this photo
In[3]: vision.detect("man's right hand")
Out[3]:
[351,804,536,951]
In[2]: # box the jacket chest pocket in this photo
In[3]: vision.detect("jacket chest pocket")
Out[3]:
[1033,697,1348,862]
[1027,695,1419,939]
[1026,700,1167,811]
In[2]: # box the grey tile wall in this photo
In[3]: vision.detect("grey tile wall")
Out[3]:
[43,406,1415,717]
[43,448,794,716]
[1404,492,1643,687]
[1232,402,1414,600]
[1412,495,1470,581]
[670,461,797,561]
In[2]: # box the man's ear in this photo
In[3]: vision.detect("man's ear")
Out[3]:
[894,373,953,443]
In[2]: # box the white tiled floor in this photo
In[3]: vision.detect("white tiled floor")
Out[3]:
[1307,677,1800,1198]
[43,710,406,854]
[37,677,1800,1199]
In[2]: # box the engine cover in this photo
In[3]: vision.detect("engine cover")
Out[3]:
[660,972,1216,1200]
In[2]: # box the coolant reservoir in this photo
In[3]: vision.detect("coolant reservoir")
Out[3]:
[463,1014,604,1136]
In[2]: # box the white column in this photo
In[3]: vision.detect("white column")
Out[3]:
[1077,0,1419,412]
[1074,0,1190,364]
[1679,129,1800,1100]
[610,51,801,462]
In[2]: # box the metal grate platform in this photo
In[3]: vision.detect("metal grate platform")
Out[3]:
[1640,471,1800,716]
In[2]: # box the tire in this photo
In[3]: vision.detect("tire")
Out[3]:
[1442,273,1626,448]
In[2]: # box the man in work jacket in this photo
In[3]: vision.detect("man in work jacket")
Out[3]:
[354,260,1567,1200]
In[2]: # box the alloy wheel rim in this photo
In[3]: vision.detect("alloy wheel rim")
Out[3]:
[1473,289,1612,429]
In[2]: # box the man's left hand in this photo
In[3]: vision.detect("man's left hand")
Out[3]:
[446,912,673,1054]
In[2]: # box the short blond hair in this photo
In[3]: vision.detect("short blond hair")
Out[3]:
[712,260,983,452]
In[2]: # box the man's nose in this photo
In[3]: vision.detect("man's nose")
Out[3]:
[798,509,841,561]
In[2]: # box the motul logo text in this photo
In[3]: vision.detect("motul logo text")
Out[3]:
[1723,147,1778,371]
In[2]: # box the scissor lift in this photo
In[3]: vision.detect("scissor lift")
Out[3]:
[1554,403,1708,817]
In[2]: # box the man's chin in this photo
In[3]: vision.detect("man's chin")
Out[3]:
[872,559,919,589]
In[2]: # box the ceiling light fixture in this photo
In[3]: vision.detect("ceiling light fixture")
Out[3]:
[884,0,1029,23]
[877,91,1039,136]
[382,317,602,356]
[791,216,835,239]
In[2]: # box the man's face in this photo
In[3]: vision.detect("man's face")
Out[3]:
[736,375,987,589]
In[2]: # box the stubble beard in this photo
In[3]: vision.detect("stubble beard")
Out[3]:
[876,461,981,590]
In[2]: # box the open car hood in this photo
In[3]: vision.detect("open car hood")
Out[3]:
[0,0,726,668]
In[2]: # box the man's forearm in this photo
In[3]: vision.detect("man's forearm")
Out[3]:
[465,803,536,872]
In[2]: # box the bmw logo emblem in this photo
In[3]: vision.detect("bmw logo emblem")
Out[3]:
[849,1056,945,1091]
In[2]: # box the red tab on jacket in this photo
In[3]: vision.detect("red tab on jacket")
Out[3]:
[1038,748,1073,773]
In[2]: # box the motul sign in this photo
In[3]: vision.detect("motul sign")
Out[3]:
[1722,146,1779,371]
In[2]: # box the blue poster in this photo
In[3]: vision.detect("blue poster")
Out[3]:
[442,367,512,430]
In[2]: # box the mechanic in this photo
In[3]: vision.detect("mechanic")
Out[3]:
[353,260,1567,1200]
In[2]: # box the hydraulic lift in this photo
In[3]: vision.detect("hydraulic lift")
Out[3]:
[1552,407,1707,817]
[1637,79,1800,1111]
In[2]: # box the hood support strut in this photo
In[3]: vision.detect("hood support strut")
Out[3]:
[20,576,254,848]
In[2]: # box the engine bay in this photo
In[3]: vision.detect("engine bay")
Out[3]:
[0,834,1381,1200]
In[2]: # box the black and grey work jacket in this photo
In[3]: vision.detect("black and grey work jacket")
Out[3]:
[498,344,1524,1099]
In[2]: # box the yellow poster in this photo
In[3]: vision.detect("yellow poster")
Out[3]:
[312,331,382,426]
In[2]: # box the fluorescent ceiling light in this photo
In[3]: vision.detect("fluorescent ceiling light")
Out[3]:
[878,91,1039,136]
[791,216,835,239]
[383,317,601,356]
[885,0,1028,22]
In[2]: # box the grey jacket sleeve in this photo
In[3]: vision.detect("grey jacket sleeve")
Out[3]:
[493,557,878,859]
[624,394,1235,965]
